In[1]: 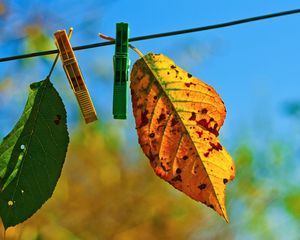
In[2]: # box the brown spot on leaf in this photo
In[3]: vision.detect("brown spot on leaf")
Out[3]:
[153,96,158,100]
[171,118,179,127]
[196,119,208,128]
[208,204,214,209]
[183,155,189,160]
[209,142,223,151]
[197,119,219,136]
[187,73,192,78]
[176,168,182,174]
[201,108,208,114]
[189,112,196,121]
[185,82,196,87]
[160,162,168,172]
[198,184,207,190]
[170,65,176,69]
[210,128,219,136]
[196,131,203,138]
[204,152,209,157]
[172,175,182,182]
[148,151,158,163]
[140,110,149,127]
[223,178,228,184]
[157,113,166,123]
[149,133,155,138]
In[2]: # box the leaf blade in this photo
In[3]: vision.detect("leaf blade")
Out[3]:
[130,53,235,221]
[0,78,69,228]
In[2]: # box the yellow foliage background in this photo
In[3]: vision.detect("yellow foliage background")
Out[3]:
[1,123,234,240]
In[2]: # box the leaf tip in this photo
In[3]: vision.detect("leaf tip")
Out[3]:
[222,211,229,223]
[217,204,230,223]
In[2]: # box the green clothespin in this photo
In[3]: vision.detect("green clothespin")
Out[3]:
[113,22,130,119]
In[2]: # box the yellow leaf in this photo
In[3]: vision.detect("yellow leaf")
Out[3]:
[130,53,235,222]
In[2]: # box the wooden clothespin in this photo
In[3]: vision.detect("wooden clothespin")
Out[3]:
[54,29,97,124]
[113,22,130,119]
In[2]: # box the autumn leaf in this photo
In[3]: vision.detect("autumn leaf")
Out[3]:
[130,53,235,222]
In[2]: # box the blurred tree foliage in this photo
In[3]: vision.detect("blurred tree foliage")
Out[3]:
[0,119,299,239]
[0,123,232,240]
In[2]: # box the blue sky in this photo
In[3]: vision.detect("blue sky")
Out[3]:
[1,0,300,148]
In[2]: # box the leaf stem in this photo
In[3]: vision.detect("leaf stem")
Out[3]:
[98,33,144,58]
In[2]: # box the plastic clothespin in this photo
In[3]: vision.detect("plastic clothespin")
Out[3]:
[113,22,130,119]
[54,30,97,124]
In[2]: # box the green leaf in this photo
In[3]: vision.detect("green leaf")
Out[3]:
[0,78,69,228]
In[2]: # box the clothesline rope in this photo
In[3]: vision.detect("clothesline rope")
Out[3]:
[1,8,300,63]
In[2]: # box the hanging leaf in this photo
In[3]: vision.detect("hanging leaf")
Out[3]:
[0,77,69,228]
[130,53,235,222]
